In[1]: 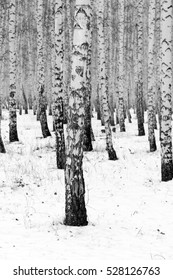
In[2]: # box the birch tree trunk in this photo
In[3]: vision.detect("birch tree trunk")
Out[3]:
[9,0,19,142]
[37,0,51,138]
[118,0,126,132]
[97,0,118,160]
[154,0,161,137]
[147,0,157,151]
[136,0,145,136]
[0,1,5,152]
[83,1,93,152]
[64,0,90,226]
[53,0,65,169]
[160,0,173,181]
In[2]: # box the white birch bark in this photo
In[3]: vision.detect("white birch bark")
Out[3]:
[147,0,157,151]
[65,0,90,226]
[160,0,173,181]
[136,0,145,136]
[118,0,126,132]
[53,0,65,169]
[0,0,5,152]
[97,0,118,160]
[36,0,51,138]
[9,0,19,142]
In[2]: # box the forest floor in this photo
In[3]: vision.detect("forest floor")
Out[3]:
[0,109,173,260]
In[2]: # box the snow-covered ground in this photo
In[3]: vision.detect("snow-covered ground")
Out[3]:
[0,109,173,260]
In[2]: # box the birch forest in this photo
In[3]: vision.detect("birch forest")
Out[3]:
[0,0,173,262]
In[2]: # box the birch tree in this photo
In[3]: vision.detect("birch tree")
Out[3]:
[147,0,157,151]
[118,0,126,132]
[9,0,19,142]
[136,0,145,136]
[37,0,51,138]
[53,0,65,169]
[64,0,91,226]
[160,0,173,181]
[97,0,118,160]
[0,0,5,152]
[83,0,93,152]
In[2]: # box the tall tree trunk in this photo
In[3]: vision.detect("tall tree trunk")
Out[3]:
[53,0,65,169]
[136,0,145,136]
[154,0,161,139]
[118,0,126,132]
[9,0,19,142]
[37,0,51,138]
[0,2,6,153]
[83,2,93,152]
[97,0,118,160]
[160,0,173,181]
[64,0,90,226]
[147,0,157,152]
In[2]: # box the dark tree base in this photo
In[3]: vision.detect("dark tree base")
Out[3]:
[107,146,118,161]
[97,109,101,120]
[9,128,19,142]
[149,137,157,152]
[83,144,93,152]
[0,137,5,153]
[64,216,88,227]
[161,161,173,182]
[64,196,88,227]
[40,112,51,138]
[110,117,115,126]
[101,119,105,126]
[116,115,119,125]
[83,135,93,152]
[120,125,126,132]
[138,124,145,136]
[57,159,65,169]
[91,129,95,141]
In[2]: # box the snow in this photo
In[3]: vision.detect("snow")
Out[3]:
[0,109,173,260]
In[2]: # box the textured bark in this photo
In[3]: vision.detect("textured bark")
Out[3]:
[0,97,5,153]
[154,0,161,139]
[0,3,5,153]
[97,0,118,160]
[83,4,93,152]
[37,0,51,138]
[53,0,65,169]
[63,0,75,125]
[160,0,173,181]
[104,0,115,126]
[64,0,90,226]
[147,0,157,152]
[136,0,145,136]
[118,0,126,132]
[9,0,19,142]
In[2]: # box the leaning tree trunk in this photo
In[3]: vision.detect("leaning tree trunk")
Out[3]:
[53,0,65,169]
[97,0,118,160]
[136,0,145,136]
[147,0,157,152]
[64,0,91,227]
[160,0,173,181]
[36,0,51,138]
[9,0,19,142]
